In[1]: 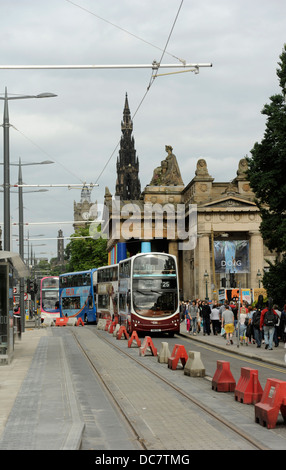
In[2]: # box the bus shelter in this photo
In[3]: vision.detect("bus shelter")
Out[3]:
[0,252,29,364]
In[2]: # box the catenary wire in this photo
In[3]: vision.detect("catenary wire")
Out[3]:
[94,0,184,184]
[64,0,185,64]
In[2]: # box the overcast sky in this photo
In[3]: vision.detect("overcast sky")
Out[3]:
[0,0,285,262]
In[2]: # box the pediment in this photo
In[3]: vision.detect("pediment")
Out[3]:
[201,196,257,209]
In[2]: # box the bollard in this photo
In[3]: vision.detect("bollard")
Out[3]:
[168,345,188,370]
[158,342,171,364]
[255,378,286,429]
[108,321,116,334]
[128,331,141,348]
[212,360,236,392]
[139,336,157,356]
[113,323,120,337]
[117,325,129,340]
[184,351,205,377]
[235,367,263,404]
[55,318,69,326]
[97,319,105,330]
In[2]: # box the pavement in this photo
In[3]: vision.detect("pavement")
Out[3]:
[179,321,286,369]
[0,323,84,450]
[0,319,285,450]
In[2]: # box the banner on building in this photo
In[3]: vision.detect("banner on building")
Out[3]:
[214,240,249,273]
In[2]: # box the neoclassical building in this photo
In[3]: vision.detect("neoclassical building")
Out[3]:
[102,96,271,301]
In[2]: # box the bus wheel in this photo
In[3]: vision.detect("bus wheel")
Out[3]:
[84,314,88,324]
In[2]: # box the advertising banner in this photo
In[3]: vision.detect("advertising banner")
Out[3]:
[214,240,249,273]
[224,288,252,303]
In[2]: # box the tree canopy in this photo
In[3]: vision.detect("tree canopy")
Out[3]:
[247,44,286,306]
[65,226,108,272]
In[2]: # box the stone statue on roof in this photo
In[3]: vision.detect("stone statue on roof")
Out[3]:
[150,145,184,186]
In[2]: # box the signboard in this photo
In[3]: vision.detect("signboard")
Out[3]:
[214,240,249,273]
[225,288,252,303]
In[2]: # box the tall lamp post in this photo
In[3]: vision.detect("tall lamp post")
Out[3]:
[17,158,52,331]
[204,270,209,300]
[257,269,262,288]
[0,87,57,251]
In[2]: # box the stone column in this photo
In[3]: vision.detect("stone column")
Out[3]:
[196,233,211,299]
[249,231,264,288]
[168,241,178,259]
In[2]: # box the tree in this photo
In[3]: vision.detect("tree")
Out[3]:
[65,226,108,272]
[247,44,286,306]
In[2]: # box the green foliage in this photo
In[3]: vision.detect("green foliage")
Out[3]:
[65,226,108,272]
[247,44,286,305]
[262,255,286,307]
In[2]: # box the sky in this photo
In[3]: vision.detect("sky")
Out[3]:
[0,0,285,264]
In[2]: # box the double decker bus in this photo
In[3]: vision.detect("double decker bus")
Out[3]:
[118,252,180,335]
[96,264,119,321]
[59,269,97,323]
[40,276,60,322]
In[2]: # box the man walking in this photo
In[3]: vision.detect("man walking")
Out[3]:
[189,300,199,335]
[201,300,211,336]
[260,298,279,350]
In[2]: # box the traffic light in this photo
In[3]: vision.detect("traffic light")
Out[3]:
[27,279,31,293]
[34,281,38,294]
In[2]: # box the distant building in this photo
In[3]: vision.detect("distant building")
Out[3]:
[73,185,98,231]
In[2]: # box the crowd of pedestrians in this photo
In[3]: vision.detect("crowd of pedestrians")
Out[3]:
[180,296,286,350]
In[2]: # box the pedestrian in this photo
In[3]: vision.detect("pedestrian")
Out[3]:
[260,298,279,350]
[273,304,281,347]
[252,295,264,348]
[239,306,248,345]
[197,299,202,333]
[185,304,191,333]
[210,304,220,335]
[221,304,234,345]
[279,305,286,348]
[230,301,238,332]
[189,300,199,335]
[201,300,211,335]
[245,306,254,345]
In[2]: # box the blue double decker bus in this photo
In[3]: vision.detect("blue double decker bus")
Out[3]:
[59,269,97,323]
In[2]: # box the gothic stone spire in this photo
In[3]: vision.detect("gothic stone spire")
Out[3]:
[116,93,141,200]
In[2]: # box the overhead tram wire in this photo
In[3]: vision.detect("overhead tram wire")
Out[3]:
[95,0,184,185]
[10,124,86,186]
[64,0,185,65]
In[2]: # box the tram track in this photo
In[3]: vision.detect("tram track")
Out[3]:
[71,327,271,451]
[70,328,148,450]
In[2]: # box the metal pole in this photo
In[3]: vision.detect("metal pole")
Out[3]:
[18,159,25,333]
[0,63,212,70]
[237,282,241,348]
[3,88,10,251]
[1,88,56,252]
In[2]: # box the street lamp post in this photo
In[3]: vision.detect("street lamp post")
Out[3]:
[17,158,52,332]
[0,87,57,251]
[257,269,262,288]
[204,270,209,300]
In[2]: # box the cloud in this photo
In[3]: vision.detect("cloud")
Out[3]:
[0,0,285,261]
